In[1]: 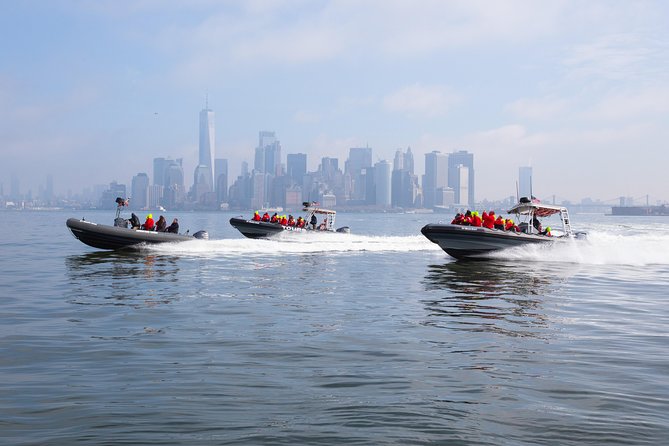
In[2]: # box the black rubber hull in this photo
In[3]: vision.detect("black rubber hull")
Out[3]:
[421,223,555,260]
[229,217,288,239]
[67,218,195,250]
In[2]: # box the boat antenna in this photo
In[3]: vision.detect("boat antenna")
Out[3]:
[515,181,519,201]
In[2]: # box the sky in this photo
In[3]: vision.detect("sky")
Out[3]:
[1,0,668,203]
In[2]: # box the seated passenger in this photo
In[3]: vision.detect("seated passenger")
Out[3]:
[505,219,519,233]
[471,211,482,227]
[129,213,141,229]
[252,211,261,221]
[318,218,327,230]
[494,215,505,230]
[280,215,288,225]
[155,215,167,232]
[462,210,473,225]
[287,215,295,227]
[166,218,179,233]
[482,211,495,229]
[296,217,305,228]
[270,213,279,223]
[142,214,155,230]
[262,212,270,222]
[451,213,463,224]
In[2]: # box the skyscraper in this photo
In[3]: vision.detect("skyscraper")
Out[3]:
[197,105,215,195]
[131,173,150,210]
[423,151,449,208]
[215,158,229,204]
[519,166,532,198]
[448,150,474,206]
[374,160,392,207]
[287,153,307,185]
[345,147,372,201]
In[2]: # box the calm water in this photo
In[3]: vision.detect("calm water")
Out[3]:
[1,210,668,445]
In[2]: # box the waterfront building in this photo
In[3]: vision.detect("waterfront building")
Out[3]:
[519,166,532,198]
[448,150,474,207]
[374,160,392,207]
[131,173,149,210]
[345,147,372,202]
[423,151,449,209]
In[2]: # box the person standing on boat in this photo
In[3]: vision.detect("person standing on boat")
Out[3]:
[532,215,542,233]
[166,218,179,233]
[155,215,167,232]
[310,214,318,229]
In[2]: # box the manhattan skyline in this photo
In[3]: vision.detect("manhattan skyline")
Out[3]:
[1,1,668,203]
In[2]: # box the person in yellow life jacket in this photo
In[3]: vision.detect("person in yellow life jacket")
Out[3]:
[541,226,552,236]
[280,215,288,225]
[270,213,279,223]
[505,219,519,232]
[471,211,482,227]
[252,211,261,221]
[142,214,155,230]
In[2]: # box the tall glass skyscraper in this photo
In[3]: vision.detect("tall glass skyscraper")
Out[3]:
[448,150,474,206]
[198,106,215,191]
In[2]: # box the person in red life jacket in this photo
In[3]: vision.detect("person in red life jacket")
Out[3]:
[451,213,463,224]
[471,211,482,227]
[142,213,155,230]
[287,215,296,227]
[262,212,270,222]
[505,219,519,232]
[462,210,472,225]
[482,211,495,229]
[296,216,305,228]
[252,211,261,221]
[270,213,279,223]
[494,215,505,230]
[280,215,288,225]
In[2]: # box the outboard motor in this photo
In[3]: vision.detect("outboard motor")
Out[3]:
[336,226,351,234]
[192,230,209,240]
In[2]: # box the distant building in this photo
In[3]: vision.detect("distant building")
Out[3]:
[374,160,392,207]
[345,147,372,202]
[193,105,215,203]
[519,166,532,198]
[131,173,149,209]
[99,181,126,209]
[287,153,307,186]
[392,147,419,208]
[448,150,474,207]
[423,151,449,209]
[215,158,228,204]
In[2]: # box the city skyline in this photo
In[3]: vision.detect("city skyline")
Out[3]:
[1,2,668,203]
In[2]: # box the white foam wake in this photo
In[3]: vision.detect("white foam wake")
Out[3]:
[148,233,441,257]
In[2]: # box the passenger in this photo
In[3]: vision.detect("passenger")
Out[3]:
[505,219,519,233]
[532,215,542,233]
[451,213,463,224]
[129,213,141,229]
[270,213,279,223]
[166,218,179,233]
[462,210,473,225]
[252,211,261,221]
[155,215,167,232]
[318,218,327,230]
[494,215,505,230]
[287,215,295,227]
[482,211,495,229]
[540,226,552,236]
[297,217,305,228]
[310,214,318,230]
[142,213,155,230]
[471,211,482,227]
[280,215,288,226]
[262,212,270,222]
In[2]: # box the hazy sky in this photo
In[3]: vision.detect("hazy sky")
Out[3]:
[1,0,668,203]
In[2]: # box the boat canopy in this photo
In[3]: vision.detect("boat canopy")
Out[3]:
[507,202,564,217]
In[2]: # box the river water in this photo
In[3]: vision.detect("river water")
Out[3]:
[1,210,668,445]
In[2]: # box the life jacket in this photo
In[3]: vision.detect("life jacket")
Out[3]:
[143,218,154,230]
[262,213,270,222]
[252,213,261,221]
[494,217,505,229]
[270,215,278,223]
[472,215,482,227]
[483,213,495,229]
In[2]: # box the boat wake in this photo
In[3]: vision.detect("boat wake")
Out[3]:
[488,230,669,266]
[147,233,441,257]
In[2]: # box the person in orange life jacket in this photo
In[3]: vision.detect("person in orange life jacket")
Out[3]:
[296,216,305,228]
[262,212,270,222]
[471,211,482,227]
[451,213,463,224]
[482,211,495,229]
[280,215,288,225]
[287,215,295,226]
[252,211,261,221]
[142,213,155,230]
[505,219,519,232]
[270,213,278,223]
[494,215,505,230]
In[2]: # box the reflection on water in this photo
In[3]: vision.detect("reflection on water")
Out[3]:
[65,251,181,307]
[421,260,577,338]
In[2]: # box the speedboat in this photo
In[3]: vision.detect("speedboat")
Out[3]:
[67,198,208,250]
[421,197,585,260]
[230,202,351,239]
